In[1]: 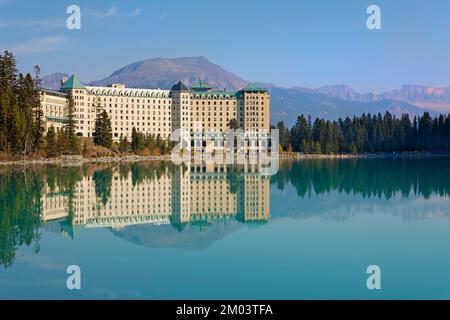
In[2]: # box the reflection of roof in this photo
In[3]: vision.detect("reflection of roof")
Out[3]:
[60,75,86,90]
[60,220,84,239]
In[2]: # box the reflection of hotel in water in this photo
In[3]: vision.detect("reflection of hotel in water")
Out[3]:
[40,164,270,229]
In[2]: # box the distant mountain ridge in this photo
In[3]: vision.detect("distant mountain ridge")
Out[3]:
[316,84,450,112]
[41,57,445,127]
[269,87,430,126]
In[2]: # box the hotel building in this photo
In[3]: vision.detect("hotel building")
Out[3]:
[39,75,270,142]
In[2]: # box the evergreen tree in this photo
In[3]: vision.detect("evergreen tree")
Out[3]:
[0,51,18,151]
[57,128,67,155]
[131,127,143,153]
[290,115,311,152]
[65,93,79,154]
[45,126,58,157]
[276,121,289,151]
[119,134,131,153]
[418,112,433,150]
[9,97,25,153]
[32,65,44,154]
[94,110,112,149]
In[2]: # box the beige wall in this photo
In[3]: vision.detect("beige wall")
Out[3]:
[190,93,237,133]
[40,90,69,133]
[241,91,270,132]
[68,86,172,141]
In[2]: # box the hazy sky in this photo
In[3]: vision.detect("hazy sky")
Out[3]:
[1,0,450,92]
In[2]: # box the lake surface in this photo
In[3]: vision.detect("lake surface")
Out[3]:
[1,159,450,300]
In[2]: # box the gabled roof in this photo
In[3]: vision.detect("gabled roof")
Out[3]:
[191,80,213,91]
[171,81,189,92]
[60,75,86,90]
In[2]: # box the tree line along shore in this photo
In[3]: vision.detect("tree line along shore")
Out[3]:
[275,112,450,155]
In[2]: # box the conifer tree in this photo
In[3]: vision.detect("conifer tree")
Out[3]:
[94,110,112,149]
[45,126,58,157]
[65,93,79,154]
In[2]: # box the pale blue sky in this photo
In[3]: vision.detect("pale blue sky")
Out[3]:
[1,0,450,92]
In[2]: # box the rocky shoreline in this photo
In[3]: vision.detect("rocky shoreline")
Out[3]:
[280,152,450,160]
[0,155,172,167]
[1,152,449,166]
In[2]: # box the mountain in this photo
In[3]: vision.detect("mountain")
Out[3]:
[90,56,249,91]
[315,84,450,112]
[269,87,432,127]
[41,57,440,127]
[40,72,69,90]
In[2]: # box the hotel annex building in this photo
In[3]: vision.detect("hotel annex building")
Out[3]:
[39,75,270,142]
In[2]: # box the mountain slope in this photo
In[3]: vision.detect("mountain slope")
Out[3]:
[90,56,249,90]
[40,72,69,90]
[270,87,434,127]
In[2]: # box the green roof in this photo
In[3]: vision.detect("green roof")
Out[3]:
[191,80,213,91]
[242,83,267,93]
[60,75,86,90]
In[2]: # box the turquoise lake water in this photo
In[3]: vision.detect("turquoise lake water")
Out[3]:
[1,159,450,299]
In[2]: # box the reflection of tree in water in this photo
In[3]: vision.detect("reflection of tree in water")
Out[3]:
[271,159,450,199]
[0,166,83,268]
[130,161,172,187]
[92,168,113,206]
[0,169,42,268]
[90,162,175,206]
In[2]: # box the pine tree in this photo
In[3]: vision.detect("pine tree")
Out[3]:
[65,93,79,154]
[131,127,143,153]
[0,51,18,151]
[57,128,68,155]
[118,135,130,153]
[94,110,112,149]
[32,65,44,154]
[9,97,25,153]
[276,121,288,151]
[418,112,433,150]
[313,141,322,154]
[290,115,311,152]
[45,126,58,157]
